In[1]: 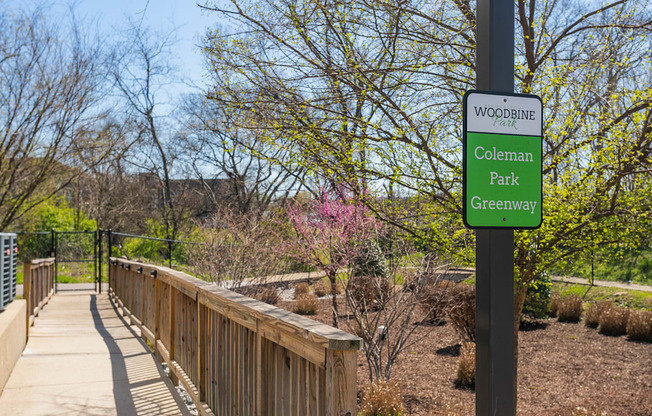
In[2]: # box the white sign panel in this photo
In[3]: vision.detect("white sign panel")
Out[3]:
[466,92,542,136]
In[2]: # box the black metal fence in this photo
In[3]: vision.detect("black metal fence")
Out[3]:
[13,230,198,294]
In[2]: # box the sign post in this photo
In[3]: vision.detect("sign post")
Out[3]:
[470,1,542,416]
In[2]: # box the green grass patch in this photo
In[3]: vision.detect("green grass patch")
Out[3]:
[551,281,652,311]
[554,247,652,285]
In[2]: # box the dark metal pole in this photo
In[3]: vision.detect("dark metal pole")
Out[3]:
[50,228,55,257]
[168,239,172,268]
[53,230,58,294]
[475,0,516,415]
[107,230,112,292]
[98,230,103,294]
[93,230,98,293]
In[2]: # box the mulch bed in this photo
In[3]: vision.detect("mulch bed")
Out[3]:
[278,297,652,415]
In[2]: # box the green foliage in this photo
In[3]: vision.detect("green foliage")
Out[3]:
[522,272,552,319]
[117,220,187,265]
[17,198,96,261]
[352,239,389,279]
[554,246,652,285]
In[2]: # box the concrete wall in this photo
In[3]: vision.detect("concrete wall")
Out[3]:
[0,300,26,395]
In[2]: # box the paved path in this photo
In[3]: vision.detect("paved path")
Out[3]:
[550,275,652,292]
[0,291,190,416]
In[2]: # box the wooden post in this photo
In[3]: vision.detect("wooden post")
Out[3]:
[326,350,357,416]
[169,284,178,385]
[197,300,205,403]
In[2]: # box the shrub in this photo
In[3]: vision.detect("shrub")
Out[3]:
[360,378,404,416]
[253,288,280,305]
[293,282,310,299]
[347,275,392,311]
[418,282,453,324]
[549,293,561,317]
[598,305,629,336]
[352,239,389,280]
[626,309,652,342]
[455,342,475,388]
[585,301,612,329]
[448,285,476,342]
[557,294,583,322]
[522,273,552,319]
[312,280,328,297]
[293,293,319,315]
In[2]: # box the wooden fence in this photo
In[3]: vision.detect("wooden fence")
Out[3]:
[23,258,55,331]
[109,258,361,416]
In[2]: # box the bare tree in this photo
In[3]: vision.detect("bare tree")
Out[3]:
[110,22,182,239]
[0,5,111,231]
[178,94,306,214]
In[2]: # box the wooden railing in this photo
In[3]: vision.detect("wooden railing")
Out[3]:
[23,258,55,331]
[109,258,361,416]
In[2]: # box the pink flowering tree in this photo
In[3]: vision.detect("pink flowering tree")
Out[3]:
[285,186,378,327]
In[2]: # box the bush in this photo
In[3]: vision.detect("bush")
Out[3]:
[293,293,319,315]
[253,288,280,305]
[557,294,583,322]
[313,280,328,297]
[585,301,612,329]
[626,309,652,342]
[549,293,561,317]
[448,285,476,342]
[522,273,552,319]
[352,239,389,280]
[360,378,404,416]
[598,305,629,336]
[293,282,310,299]
[456,342,475,388]
[418,282,453,324]
[347,275,392,311]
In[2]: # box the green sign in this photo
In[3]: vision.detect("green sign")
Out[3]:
[463,91,543,229]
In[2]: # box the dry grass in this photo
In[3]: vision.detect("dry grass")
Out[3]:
[455,342,476,388]
[598,305,629,336]
[347,276,392,311]
[312,280,328,297]
[418,281,453,323]
[252,288,280,305]
[448,285,476,342]
[549,293,561,317]
[570,406,608,415]
[360,378,404,416]
[626,309,652,342]
[293,282,310,299]
[293,293,319,315]
[557,294,583,322]
[585,301,612,329]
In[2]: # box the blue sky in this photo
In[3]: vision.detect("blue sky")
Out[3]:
[5,0,219,98]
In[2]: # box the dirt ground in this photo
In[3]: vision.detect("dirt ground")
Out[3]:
[278,297,652,416]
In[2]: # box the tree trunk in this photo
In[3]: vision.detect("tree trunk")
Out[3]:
[329,271,339,328]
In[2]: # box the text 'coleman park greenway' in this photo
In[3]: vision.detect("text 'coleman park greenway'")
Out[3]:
[464,91,543,229]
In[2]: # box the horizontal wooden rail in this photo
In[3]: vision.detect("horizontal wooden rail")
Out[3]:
[109,257,360,416]
[23,258,55,334]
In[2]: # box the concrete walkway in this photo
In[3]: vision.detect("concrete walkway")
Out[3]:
[0,292,190,416]
[550,275,652,292]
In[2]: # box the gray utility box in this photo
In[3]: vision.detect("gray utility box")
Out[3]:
[0,233,18,312]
